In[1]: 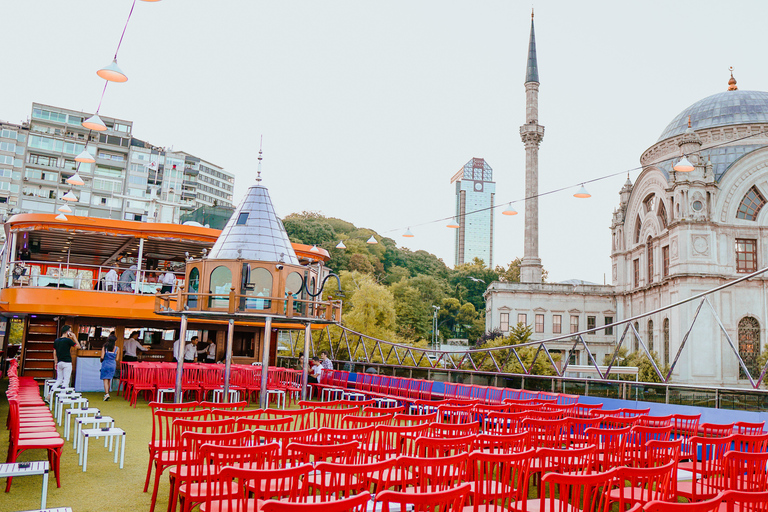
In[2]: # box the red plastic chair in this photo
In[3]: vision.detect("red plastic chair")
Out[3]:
[734,421,766,435]
[5,399,64,491]
[202,464,312,510]
[239,417,293,431]
[198,400,247,411]
[535,445,597,475]
[261,492,371,512]
[731,432,768,452]
[570,402,604,418]
[428,421,481,438]
[606,460,676,509]
[524,418,569,449]
[363,405,405,416]
[474,431,530,453]
[315,406,360,429]
[638,414,674,427]
[719,489,768,512]
[699,423,735,438]
[392,453,469,492]
[676,435,732,502]
[342,413,394,428]
[724,450,768,491]
[286,440,359,466]
[393,412,438,425]
[534,469,615,512]
[586,426,631,471]
[310,460,395,501]
[437,404,474,424]
[377,423,430,459]
[131,363,159,407]
[626,425,673,466]
[414,435,475,457]
[253,428,317,451]
[487,410,529,435]
[211,408,263,422]
[377,482,470,512]
[568,416,603,447]
[643,497,723,512]
[318,426,375,462]
[600,415,640,429]
[265,407,314,430]
[673,413,702,461]
[468,450,533,512]
[118,361,136,399]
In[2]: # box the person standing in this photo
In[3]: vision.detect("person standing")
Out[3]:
[100,333,119,401]
[105,267,119,291]
[119,264,137,292]
[160,266,176,294]
[205,340,216,363]
[123,331,148,362]
[51,325,83,397]
[184,337,198,363]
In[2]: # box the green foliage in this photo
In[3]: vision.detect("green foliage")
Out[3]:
[470,323,557,375]
[603,346,669,383]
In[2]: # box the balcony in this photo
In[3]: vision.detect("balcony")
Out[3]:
[181,191,195,200]
[184,167,199,177]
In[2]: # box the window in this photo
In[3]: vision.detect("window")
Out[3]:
[658,200,668,229]
[738,317,760,380]
[634,215,642,244]
[236,213,248,225]
[647,236,654,283]
[587,316,596,332]
[663,318,670,365]
[633,259,640,288]
[535,314,544,333]
[736,239,757,273]
[209,266,232,308]
[633,322,640,352]
[553,315,562,334]
[500,313,509,332]
[187,267,199,308]
[517,313,527,326]
[604,316,614,335]
[568,350,579,365]
[643,194,655,213]
[570,315,579,334]
[662,246,670,278]
[736,186,766,221]
[245,267,273,310]
[648,319,654,352]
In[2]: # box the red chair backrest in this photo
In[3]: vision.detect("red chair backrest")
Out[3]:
[313,461,394,500]
[468,450,533,510]
[253,427,317,447]
[393,412,438,425]
[731,433,768,453]
[376,483,470,512]
[238,417,292,431]
[724,450,768,491]
[201,441,280,470]
[437,404,474,424]
[485,411,528,434]
[585,426,631,470]
[393,453,468,492]
[539,469,615,512]
[609,461,676,507]
[428,421,481,438]
[378,423,430,458]
[286,440,359,465]
[474,432,530,453]
[199,401,247,411]
[524,418,569,449]
[265,407,314,430]
[342,414,394,427]
[719,490,768,512]
[212,409,263,421]
[689,435,734,500]
[261,492,371,512]
[314,406,360,429]
[536,445,597,474]
[414,435,475,457]
[700,422,735,438]
[735,421,765,435]
[643,497,723,512]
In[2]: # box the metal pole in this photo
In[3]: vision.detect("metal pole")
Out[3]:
[134,238,144,295]
[174,314,188,403]
[302,324,311,401]
[6,232,16,287]
[223,318,234,403]
[259,317,273,409]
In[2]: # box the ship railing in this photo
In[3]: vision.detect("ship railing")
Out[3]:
[5,258,185,294]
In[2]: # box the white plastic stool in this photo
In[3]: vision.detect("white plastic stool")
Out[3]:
[376,397,400,408]
[156,388,175,403]
[64,407,100,441]
[321,388,344,402]
[57,397,88,425]
[49,388,76,412]
[342,391,367,401]
[265,389,286,409]
[212,388,240,403]
[43,379,58,400]
[79,427,125,472]
[75,416,115,451]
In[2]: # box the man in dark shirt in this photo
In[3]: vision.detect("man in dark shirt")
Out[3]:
[50,325,83,398]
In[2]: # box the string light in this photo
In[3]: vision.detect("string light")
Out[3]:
[502,203,518,216]
[403,228,414,237]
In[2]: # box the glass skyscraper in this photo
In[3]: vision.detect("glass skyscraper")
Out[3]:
[451,158,495,267]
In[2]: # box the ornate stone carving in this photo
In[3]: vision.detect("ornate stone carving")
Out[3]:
[692,235,709,256]
[671,237,678,259]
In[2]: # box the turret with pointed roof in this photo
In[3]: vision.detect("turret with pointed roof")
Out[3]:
[525,11,539,84]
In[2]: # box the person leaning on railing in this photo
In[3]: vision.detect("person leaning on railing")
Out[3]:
[160,266,176,294]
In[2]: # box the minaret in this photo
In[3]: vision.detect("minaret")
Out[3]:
[519,11,545,283]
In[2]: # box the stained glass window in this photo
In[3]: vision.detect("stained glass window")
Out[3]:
[736,186,766,221]
[738,317,760,380]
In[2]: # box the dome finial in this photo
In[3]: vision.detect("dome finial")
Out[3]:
[687,115,691,128]
[256,135,263,183]
[728,66,738,91]
[531,7,534,19]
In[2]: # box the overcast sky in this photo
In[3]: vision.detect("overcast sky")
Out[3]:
[3,1,768,283]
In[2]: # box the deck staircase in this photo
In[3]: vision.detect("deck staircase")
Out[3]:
[21,318,57,381]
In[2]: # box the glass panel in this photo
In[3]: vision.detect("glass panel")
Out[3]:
[246,267,272,310]
[187,267,199,308]
[209,265,232,308]
[285,271,304,314]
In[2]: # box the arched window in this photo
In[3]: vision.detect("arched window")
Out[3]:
[285,271,304,314]
[663,318,670,365]
[738,317,761,380]
[736,186,766,221]
[647,319,654,353]
[245,267,272,310]
[634,215,642,244]
[187,267,199,308]
[633,321,640,352]
[647,236,654,284]
[209,266,232,308]
[658,200,668,229]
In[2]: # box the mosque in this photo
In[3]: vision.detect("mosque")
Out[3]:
[485,15,768,388]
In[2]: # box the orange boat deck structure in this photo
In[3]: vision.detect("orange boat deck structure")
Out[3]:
[0,213,341,382]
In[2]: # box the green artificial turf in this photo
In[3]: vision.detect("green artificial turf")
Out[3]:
[0,385,265,512]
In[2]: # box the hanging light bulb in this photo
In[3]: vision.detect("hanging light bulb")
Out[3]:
[502,203,518,216]
[335,240,347,250]
[97,58,128,82]
[82,114,107,131]
[366,235,378,244]
[446,218,460,228]
[310,245,320,253]
[574,184,591,198]
[57,204,73,214]
[55,213,68,221]
[403,228,414,238]
[673,156,694,172]
[62,190,78,202]
[75,149,95,163]
[66,172,84,186]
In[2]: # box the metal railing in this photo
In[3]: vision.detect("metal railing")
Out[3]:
[5,258,184,294]
[277,265,768,390]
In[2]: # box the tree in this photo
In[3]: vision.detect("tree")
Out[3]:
[471,323,557,375]
[603,347,669,383]
[339,271,397,341]
[449,258,500,311]
[494,257,549,283]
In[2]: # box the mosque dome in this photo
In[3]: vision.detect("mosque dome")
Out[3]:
[657,90,768,142]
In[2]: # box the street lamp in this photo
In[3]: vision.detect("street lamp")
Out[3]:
[432,305,440,349]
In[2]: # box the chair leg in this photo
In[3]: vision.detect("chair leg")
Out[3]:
[143,450,155,492]
[148,463,166,512]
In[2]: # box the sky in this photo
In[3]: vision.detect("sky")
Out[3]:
[3,1,768,283]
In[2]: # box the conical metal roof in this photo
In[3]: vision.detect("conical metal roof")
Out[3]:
[207,184,299,264]
[525,16,539,84]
